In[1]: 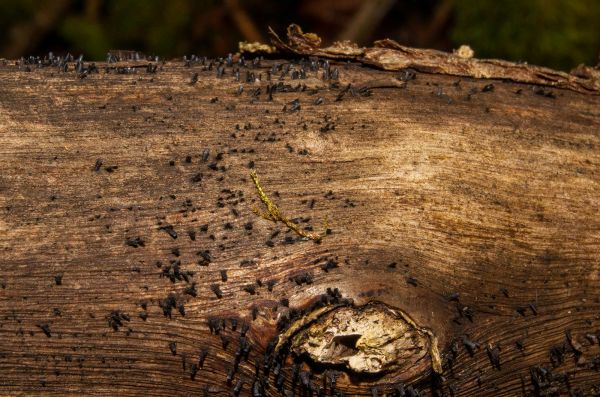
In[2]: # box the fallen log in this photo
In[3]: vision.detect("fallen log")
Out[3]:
[0,26,599,396]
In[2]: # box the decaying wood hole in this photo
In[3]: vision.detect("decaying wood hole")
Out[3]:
[0,25,599,396]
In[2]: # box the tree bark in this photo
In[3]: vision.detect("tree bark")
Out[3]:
[0,42,599,396]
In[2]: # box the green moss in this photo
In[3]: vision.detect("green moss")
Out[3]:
[60,17,108,60]
[452,0,600,70]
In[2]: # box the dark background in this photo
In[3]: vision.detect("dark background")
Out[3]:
[1,0,599,71]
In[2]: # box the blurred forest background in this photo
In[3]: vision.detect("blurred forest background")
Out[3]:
[1,0,599,71]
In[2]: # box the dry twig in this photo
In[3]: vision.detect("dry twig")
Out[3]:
[250,170,324,242]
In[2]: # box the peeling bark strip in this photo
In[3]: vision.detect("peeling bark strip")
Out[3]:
[263,24,600,95]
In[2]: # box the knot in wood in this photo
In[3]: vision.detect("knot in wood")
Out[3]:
[278,302,442,379]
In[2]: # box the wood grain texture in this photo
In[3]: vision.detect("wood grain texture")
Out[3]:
[0,55,599,397]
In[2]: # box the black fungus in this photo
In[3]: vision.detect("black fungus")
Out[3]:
[198,348,209,366]
[462,336,480,356]
[321,259,338,272]
[191,173,203,183]
[211,283,223,299]
[37,324,52,337]
[243,284,257,295]
[190,363,198,380]
[197,250,212,266]
[159,294,178,318]
[290,272,313,285]
[126,237,145,248]
[184,282,198,297]
[159,225,177,239]
[107,310,130,331]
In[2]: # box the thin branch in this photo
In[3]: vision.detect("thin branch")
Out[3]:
[250,170,324,242]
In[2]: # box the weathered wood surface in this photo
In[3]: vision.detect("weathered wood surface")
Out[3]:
[0,53,599,397]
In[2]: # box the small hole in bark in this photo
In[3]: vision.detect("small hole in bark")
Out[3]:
[332,334,361,355]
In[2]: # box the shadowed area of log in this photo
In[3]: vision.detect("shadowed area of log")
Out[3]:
[0,48,599,397]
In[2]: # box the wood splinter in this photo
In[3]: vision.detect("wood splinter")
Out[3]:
[250,170,325,242]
